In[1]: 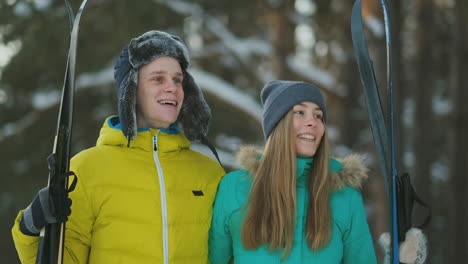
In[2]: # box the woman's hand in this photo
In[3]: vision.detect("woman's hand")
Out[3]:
[378,228,427,264]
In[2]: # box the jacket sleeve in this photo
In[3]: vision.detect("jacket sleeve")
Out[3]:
[341,188,378,264]
[209,173,235,264]
[11,162,95,264]
[10,170,92,264]
[62,162,94,263]
[11,211,40,264]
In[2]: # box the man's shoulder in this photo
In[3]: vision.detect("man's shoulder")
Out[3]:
[71,145,107,164]
[69,144,123,175]
[182,148,224,169]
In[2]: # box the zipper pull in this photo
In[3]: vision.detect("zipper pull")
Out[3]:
[153,136,158,151]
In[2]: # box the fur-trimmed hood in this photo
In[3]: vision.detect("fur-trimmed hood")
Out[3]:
[236,145,369,190]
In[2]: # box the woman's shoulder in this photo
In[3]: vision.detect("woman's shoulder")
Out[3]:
[219,169,252,190]
[331,185,366,224]
[236,145,262,172]
[332,185,362,200]
[213,169,251,214]
[330,154,369,218]
[217,145,260,191]
[330,153,370,191]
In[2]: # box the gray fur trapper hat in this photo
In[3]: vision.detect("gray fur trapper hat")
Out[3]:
[114,30,211,142]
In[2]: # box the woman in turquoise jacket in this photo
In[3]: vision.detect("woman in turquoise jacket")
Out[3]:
[209,80,428,264]
[209,80,377,263]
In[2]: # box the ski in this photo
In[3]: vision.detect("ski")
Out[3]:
[35,0,88,263]
[350,0,399,263]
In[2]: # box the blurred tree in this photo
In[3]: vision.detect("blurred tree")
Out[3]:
[447,0,468,262]
[412,1,437,262]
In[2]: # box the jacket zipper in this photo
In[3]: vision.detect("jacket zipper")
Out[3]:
[153,132,169,264]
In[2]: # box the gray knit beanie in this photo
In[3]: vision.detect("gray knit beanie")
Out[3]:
[260,80,327,139]
[114,30,211,142]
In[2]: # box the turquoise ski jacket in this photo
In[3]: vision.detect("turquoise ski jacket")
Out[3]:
[209,146,377,264]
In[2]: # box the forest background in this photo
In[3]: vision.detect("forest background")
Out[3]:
[1,0,466,263]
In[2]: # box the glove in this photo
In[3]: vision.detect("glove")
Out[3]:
[19,186,72,236]
[379,228,428,264]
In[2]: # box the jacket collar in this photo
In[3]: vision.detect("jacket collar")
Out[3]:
[290,157,344,186]
[237,145,369,190]
[96,116,191,152]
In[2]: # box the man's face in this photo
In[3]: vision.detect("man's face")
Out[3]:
[136,56,184,129]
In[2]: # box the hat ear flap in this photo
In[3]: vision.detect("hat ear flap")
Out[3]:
[118,69,138,142]
[178,71,211,141]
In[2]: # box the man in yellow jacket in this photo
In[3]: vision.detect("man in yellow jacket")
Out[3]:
[12,30,225,264]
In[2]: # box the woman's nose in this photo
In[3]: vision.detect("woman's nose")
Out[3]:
[305,116,317,127]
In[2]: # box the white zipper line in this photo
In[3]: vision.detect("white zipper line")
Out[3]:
[153,132,169,264]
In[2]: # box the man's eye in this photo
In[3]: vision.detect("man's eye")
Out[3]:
[153,77,162,82]
[174,78,183,84]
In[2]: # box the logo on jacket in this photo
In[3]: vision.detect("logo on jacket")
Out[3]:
[192,190,204,196]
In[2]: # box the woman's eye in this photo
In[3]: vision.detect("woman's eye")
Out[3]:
[314,114,323,120]
[293,110,304,115]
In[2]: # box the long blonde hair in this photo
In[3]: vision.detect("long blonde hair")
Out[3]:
[240,110,332,259]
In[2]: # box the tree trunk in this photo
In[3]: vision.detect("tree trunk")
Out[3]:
[447,0,468,262]
[412,1,434,261]
[262,0,296,79]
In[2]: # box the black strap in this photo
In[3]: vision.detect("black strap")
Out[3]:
[409,177,431,229]
[414,194,431,228]
[396,173,431,240]
[201,136,222,166]
[66,171,78,193]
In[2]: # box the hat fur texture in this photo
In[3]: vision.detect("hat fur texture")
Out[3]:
[114,30,211,142]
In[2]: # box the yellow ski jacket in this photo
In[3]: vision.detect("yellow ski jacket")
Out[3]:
[12,116,225,264]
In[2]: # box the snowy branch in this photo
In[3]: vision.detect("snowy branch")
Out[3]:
[0,69,112,143]
[190,69,262,123]
[156,0,339,95]
[1,66,261,143]
[156,0,272,62]
[286,55,337,90]
[0,111,40,143]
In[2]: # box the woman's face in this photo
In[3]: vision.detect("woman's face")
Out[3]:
[136,56,185,129]
[292,102,325,157]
